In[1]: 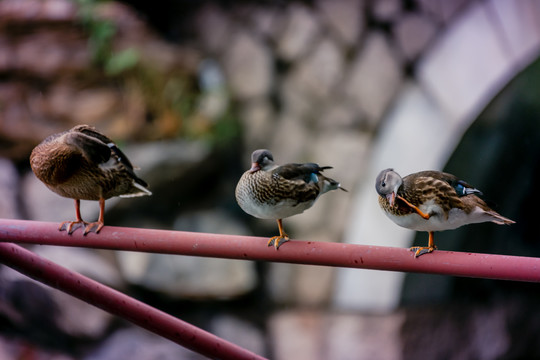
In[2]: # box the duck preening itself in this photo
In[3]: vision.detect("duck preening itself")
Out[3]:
[375,168,514,257]
[30,125,151,235]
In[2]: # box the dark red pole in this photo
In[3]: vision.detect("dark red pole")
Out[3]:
[1,219,539,282]
[0,242,266,360]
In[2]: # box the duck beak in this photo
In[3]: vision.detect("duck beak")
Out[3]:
[386,192,396,207]
[249,162,260,173]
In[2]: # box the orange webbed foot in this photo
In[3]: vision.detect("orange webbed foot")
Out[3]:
[83,221,104,235]
[397,195,430,219]
[267,234,290,250]
[59,220,88,235]
[409,246,437,258]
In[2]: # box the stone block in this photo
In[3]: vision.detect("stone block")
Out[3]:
[317,0,364,46]
[344,32,402,128]
[394,13,436,60]
[210,314,267,357]
[223,30,273,100]
[290,37,345,101]
[277,4,320,61]
[371,0,402,22]
[269,310,404,360]
[195,4,232,54]
[117,210,257,299]
[84,326,203,360]
[417,0,470,24]
[239,98,275,152]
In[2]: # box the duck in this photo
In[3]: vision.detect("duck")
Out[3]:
[375,168,515,257]
[235,149,347,249]
[30,124,151,235]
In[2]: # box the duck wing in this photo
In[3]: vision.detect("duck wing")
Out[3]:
[70,125,147,187]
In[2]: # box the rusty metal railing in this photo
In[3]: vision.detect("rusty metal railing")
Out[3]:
[1,219,539,359]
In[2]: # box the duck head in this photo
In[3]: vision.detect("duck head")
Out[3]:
[375,168,402,207]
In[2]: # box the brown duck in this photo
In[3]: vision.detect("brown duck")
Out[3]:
[375,168,515,257]
[30,125,151,235]
[236,149,347,249]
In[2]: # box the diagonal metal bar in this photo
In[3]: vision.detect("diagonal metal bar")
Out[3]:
[0,241,266,360]
[1,219,539,282]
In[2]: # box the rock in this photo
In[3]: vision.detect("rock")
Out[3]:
[269,310,404,360]
[0,334,76,360]
[68,88,121,126]
[417,0,469,24]
[317,0,364,46]
[0,158,20,219]
[32,246,123,288]
[84,326,204,360]
[13,30,89,79]
[0,0,77,25]
[269,311,324,360]
[0,0,200,157]
[394,14,437,60]
[277,4,320,61]
[294,263,334,306]
[344,32,402,128]
[286,131,369,237]
[289,36,344,101]
[269,113,309,164]
[324,312,404,360]
[265,232,338,306]
[118,251,256,298]
[210,314,267,357]
[267,262,297,304]
[279,75,315,117]
[239,98,275,152]
[121,140,211,188]
[371,0,402,22]
[52,285,114,339]
[1,264,113,340]
[223,30,273,100]
[250,6,284,40]
[317,100,364,131]
[96,140,212,227]
[402,303,512,359]
[195,3,232,55]
[116,210,257,299]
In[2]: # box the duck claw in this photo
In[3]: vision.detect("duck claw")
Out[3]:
[409,246,436,258]
[267,235,289,250]
[59,220,88,235]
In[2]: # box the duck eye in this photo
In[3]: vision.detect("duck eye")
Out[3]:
[381,181,386,187]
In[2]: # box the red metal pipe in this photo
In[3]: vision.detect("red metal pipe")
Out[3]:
[0,241,265,360]
[1,219,539,282]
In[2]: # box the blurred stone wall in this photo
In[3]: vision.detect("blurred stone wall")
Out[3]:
[2,0,540,359]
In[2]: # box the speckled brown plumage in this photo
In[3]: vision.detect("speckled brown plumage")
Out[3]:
[236,167,320,209]
[30,124,151,234]
[236,149,346,249]
[375,169,514,257]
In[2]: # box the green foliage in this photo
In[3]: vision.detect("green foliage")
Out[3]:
[75,0,138,74]
[72,0,237,144]
[105,48,140,76]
